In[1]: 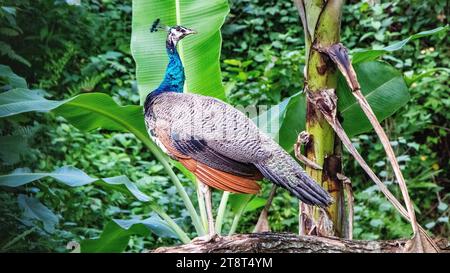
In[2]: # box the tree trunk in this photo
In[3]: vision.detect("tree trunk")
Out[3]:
[294,0,346,237]
[152,233,449,253]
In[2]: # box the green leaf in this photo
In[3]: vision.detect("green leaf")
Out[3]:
[337,61,410,136]
[0,90,148,139]
[0,89,64,117]
[0,166,94,187]
[253,92,306,152]
[81,214,188,253]
[102,176,151,202]
[0,90,150,147]
[405,182,439,189]
[437,202,448,212]
[404,67,450,87]
[244,197,266,213]
[352,26,449,64]
[370,219,383,228]
[255,61,410,150]
[0,65,27,89]
[1,6,16,15]
[171,160,196,182]
[277,93,306,151]
[113,215,179,239]
[17,194,59,234]
[80,221,150,253]
[131,0,229,103]
[228,193,253,214]
[54,93,147,134]
[253,96,290,139]
[0,166,150,202]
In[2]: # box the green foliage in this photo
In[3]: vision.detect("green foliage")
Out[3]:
[253,60,411,152]
[336,61,410,136]
[0,5,31,67]
[253,92,306,152]
[0,0,448,252]
[79,220,151,253]
[0,64,27,89]
[351,26,449,64]
[0,89,66,117]
[0,166,151,202]
[80,215,185,252]
[221,0,307,107]
[17,194,59,234]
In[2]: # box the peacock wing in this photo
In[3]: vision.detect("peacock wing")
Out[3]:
[150,92,269,193]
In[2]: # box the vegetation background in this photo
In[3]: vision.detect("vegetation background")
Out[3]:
[0,0,448,252]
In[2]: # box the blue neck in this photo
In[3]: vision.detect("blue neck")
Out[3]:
[153,44,185,94]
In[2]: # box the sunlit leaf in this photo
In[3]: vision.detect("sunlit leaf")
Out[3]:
[336,61,410,136]
[113,215,178,239]
[244,196,266,213]
[80,221,149,253]
[253,93,306,152]
[228,193,253,214]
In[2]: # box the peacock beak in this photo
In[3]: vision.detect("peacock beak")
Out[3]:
[185,28,197,35]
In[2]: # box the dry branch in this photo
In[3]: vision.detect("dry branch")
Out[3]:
[305,88,439,252]
[152,233,449,253]
[254,185,278,233]
[315,43,438,252]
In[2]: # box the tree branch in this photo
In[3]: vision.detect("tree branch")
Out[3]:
[152,233,449,253]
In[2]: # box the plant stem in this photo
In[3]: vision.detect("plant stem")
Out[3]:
[196,179,209,231]
[228,212,243,236]
[294,0,345,237]
[1,226,38,251]
[228,197,250,236]
[254,185,277,232]
[152,206,191,244]
[215,191,230,234]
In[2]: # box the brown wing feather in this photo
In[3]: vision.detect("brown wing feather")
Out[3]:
[196,162,260,194]
[155,127,261,194]
[194,165,237,192]
[178,158,260,194]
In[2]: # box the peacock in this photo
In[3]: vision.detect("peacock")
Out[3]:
[144,20,332,237]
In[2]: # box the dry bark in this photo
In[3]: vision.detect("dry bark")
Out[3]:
[152,232,449,253]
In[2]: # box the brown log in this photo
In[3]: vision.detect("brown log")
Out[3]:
[152,232,449,253]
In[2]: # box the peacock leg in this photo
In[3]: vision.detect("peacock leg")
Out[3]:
[191,182,218,243]
[202,182,216,237]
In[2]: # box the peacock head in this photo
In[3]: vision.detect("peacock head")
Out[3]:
[168,26,197,43]
[150,18,196,49]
